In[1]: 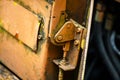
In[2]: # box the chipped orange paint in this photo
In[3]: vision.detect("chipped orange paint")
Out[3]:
[0,0,61,80]
[0,0,87,80]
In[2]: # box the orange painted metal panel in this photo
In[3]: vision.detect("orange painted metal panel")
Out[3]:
[0,0,88,80]
[0,0,62,80]
[0,0,40,50]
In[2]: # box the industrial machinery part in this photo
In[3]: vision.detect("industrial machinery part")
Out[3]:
[0,0,89,80]
[1,0,119,80]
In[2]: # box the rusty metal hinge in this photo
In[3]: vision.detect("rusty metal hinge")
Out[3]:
[53,19,86,71]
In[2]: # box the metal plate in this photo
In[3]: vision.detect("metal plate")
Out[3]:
[0,0,40,50]
[0,0,61,80]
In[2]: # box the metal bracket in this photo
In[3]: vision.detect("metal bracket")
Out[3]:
[53,19,86,71]
[54,21,75,43]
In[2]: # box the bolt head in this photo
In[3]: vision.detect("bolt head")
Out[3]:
[38,35,42,40]
[76,28,81,33]
[57,35,63,41]
[67,24,71,29]
[74,40,80,46]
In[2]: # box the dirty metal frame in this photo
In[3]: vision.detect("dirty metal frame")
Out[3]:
[53,19,86,71]
[51,0,94,79]
[0,0,89,80]
[0,0,58,80]
[77,0,94,80]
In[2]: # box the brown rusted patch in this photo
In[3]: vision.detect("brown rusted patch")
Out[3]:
[66,0,87,24]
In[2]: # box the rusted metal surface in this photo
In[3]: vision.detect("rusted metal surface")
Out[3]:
[58,68,63,80]
[66,0,87,24]
[0,27,42,80]
[0,0,40,50]
[0,25,62,80]
[0,0,88,80]
[49,0,67,45]
[49,0,87,45]
[54,21,75,43]
[13,0,51,18]
[58,42,70,80]
[53,20,86,71]
[0,0,62,80]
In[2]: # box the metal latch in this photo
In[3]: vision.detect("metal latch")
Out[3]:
[53,19,86,71]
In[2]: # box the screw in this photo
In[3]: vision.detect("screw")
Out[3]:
[76,28,81,33]
[38,35,42,40]
[38,17,42,22]
[82,22,86,26]
[67,24,71,29]
[74,40,80,46]
[66,18,69,21]
[57,35,63,41]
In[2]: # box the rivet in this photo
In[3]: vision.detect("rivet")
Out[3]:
[67,23,71,29]
[57,35,63,41]
[76,28,81,33]
[38,35,42,40]
[74,40,80,46]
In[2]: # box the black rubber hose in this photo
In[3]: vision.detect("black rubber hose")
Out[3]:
[85,57,97,80]
[110,32,120,55]
[104,31,120,75]
[116,35,120,40]
[94,22,120,80]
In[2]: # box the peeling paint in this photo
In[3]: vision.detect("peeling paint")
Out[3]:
[45,5,49,9]
[13,0,43,19]
[13,0,31,12]
[0,20,4,32]
[51,12,66,39]
[37,27,46,54]
[45,0,53,4]
[0,27,4,33]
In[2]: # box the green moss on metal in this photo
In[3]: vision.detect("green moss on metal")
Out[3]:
[52,12,66,36]
[0,20,4,33]
[45,5,49,9]
[37,19,46,54]
[0,19,3,27]
[0,60,2,63]
[13,0,36,15]
[45,0,53,4]
[0,27,3,33]
[0,21,6,42]
[13,0,44,21]
[14,0,31,10]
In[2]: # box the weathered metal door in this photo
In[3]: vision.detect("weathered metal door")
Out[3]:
[0,0,92,80]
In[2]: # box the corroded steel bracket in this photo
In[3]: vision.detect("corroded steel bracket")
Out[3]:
[54,21,75,43]
[49,0,67,45]
[53,19,86,71]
